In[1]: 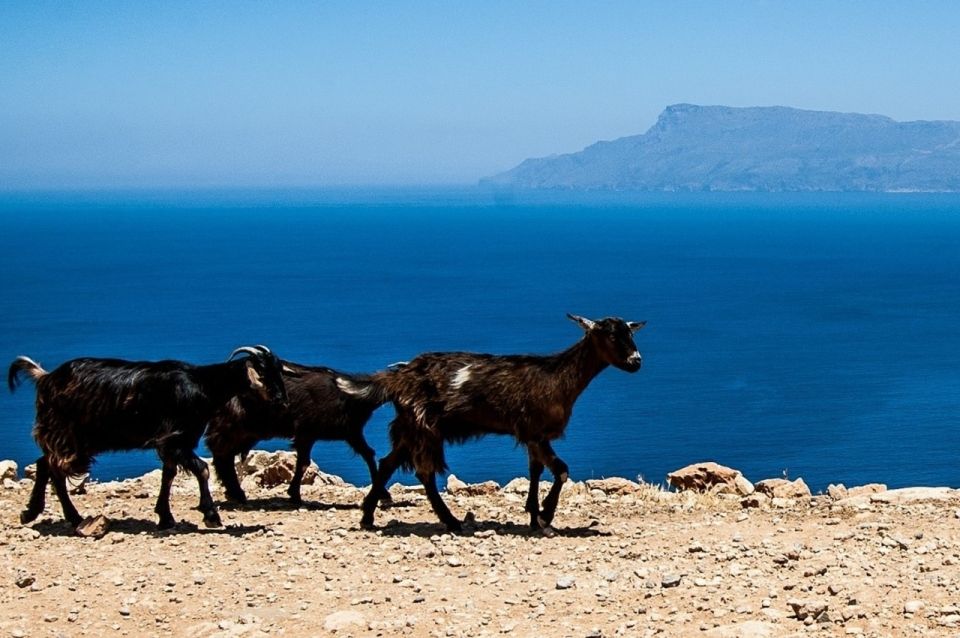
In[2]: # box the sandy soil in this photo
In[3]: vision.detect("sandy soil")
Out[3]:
[1,461,959,638]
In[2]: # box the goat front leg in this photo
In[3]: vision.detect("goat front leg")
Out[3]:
[287,439,314,504]
[20,456,50,524]
[184,453,222,528]
[536,441,569,528]
[348,434,392,503]
[360,447,406,529]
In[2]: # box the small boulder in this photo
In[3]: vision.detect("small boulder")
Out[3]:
[446,474,468,493]
[667,462,753,495]
[585,477,641,495]
[847,483,886,498]
[826,484,848,500]
[503,477,530,494]
[755,478,811,500]
[0,460,18,481]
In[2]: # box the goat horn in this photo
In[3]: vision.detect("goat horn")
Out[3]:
[228,346,263,361]
[253,344,272,354]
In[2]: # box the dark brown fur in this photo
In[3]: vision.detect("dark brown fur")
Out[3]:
[351,314,645,532]
[205,362,392,505]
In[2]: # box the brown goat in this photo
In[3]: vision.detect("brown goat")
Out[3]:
[341,314,645,533]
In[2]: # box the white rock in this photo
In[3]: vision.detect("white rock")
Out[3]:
[0,460,18,481]
[324,610,364,631]
[555,576,575,590]
[869,487,957,504]
[904,600,925,615]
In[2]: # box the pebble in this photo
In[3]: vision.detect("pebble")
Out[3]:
[556,576,576,590]
[661,573,682,588]
[904,600,924,615]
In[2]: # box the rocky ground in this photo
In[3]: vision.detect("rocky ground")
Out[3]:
[1,454,959,638]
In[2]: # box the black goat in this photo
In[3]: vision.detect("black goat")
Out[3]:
[8,345,287,530]
[343,314,645,533]
[206,362,392,505]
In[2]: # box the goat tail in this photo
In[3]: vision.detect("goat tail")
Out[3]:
[8,356,47,393]
[335,370,395,407]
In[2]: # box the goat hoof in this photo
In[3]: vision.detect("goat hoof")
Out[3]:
[539,525,557,538]
[203,513,223,528]
[288,495,303,506]
[225,492,247,505]
[359,515,376,530]
[378,490,393,503]
[157,517,176,530]
[20,510,39,525]
[445,520,463,534]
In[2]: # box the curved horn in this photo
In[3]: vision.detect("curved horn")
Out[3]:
[567,313,597,331]
[228,346,263,361]
[253,344,272,354]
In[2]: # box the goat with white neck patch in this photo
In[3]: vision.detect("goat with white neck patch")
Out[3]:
[340,314,645,534]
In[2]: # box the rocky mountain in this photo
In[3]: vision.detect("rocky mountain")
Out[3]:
[483,104,960,191]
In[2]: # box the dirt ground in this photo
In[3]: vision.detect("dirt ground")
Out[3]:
[1,461,959,638]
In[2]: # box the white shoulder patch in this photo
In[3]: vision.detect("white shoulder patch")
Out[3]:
[450,364,473,390]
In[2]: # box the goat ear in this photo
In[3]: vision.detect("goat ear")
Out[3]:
[281,365,302,377]
[627,321,646,333]
[246,362,265,389]
[567,313,597,331]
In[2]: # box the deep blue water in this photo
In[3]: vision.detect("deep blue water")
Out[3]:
[1,188,959,493]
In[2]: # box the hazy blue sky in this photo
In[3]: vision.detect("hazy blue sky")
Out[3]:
[2,2,959,188]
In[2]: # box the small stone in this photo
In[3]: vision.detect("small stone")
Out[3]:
[555,576,576,590]
[904,600,924,615]
[118,606,131,617]
[75,514,110,539]
[446,556,463,567]
[661,573,682,588]
[15,570,35,589]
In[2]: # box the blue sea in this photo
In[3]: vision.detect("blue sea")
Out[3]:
[1,188,958,493]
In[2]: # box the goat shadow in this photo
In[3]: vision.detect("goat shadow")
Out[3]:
[217,496,418,513]
[26,517,268,538]
[373,518,612,539]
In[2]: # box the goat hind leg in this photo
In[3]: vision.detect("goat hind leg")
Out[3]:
[538,443,569,527]
[154,460,178,529]
[20,456,50,524]
[286,439,314,504]
[213,453,247,504]
[50,469,83,527]
[417,470,462,533]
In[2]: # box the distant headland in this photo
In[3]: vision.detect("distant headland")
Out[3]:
[482,104,960,192]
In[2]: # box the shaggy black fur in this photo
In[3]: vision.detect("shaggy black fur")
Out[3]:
[8,345,287,530]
